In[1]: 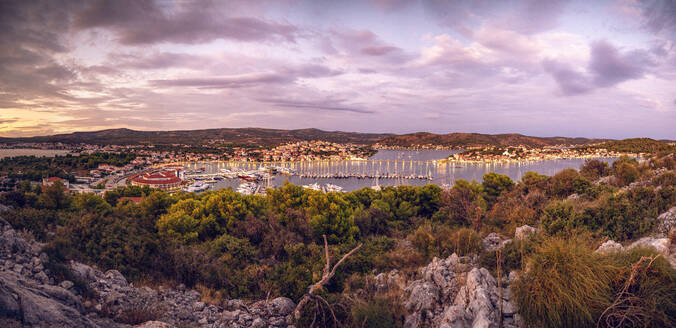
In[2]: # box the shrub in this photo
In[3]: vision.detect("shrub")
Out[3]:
[512,237,615,327]
[351,296,403,328]
[451,227,482,256]
[513,237,676,328]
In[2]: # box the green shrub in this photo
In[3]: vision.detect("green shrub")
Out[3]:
[351,296,403,328]
[513,237,676,328]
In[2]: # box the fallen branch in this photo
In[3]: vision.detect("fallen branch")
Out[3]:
[294,235,363,324]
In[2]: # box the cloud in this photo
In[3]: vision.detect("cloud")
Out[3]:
[258,98,373,114]
[589,40,650,87]
[543,40,654,95]
[640,0,676,35]
[542,59,593,95]
[150,72,291,89]
[74,0,298,45]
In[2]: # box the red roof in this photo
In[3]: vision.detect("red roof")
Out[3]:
[118,196,144,204]
[47,177,64,182]
[131,170,181,185]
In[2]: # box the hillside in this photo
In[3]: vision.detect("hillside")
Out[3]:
[1,128,393,146]
[576,138,676,154]
[375,132,607,148]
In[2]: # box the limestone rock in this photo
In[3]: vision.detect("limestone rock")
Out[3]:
[514,225,536,240]
[596,240,624,253]
[655,207,676,237]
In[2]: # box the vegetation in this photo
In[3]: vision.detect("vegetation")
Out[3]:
[0,152,139,181]
[1,152,674,327]
[577,138,676,155]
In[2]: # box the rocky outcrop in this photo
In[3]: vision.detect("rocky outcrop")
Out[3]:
[401,254,521,328]
[481,233,511,252]
[655,207,676,237]
[514,225,536,241]
[1,215,297,328]
[595,237,676,269]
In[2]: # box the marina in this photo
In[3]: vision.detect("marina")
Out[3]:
[173,150,618,194]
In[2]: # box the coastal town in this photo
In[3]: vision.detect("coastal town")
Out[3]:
[0,137,658,199]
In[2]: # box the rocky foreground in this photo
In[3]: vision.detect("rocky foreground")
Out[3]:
[1,207,674,328]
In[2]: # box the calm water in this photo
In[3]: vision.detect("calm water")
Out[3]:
[184,150,616,192]
[0,149,72,159]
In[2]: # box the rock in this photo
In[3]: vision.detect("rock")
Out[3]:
[596,240,624,253]
[655,207,676,237]
[70,261,98,283]
[135,321,175,328]
[251,317,267,328]
[567,193,580,201]
[104,269,128,287]
[268,297,295,316]
[198,317,208,325]
[192,301,205,311]
[629,237,670,255]
[514,225,536,240]
[404,281,439,313]
[59,280,74,290]
[0,270,97,327]
[482,233,502,252]
[372,269,406,294]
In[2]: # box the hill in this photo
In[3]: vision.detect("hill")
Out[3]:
[375,132,607,148]
[576,138,676,154]
[1,128,393,146]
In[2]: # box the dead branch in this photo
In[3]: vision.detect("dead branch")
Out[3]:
[294,234,363,323]
[596,255,660,328]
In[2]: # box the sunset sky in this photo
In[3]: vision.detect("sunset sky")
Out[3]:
[1,0,675,139]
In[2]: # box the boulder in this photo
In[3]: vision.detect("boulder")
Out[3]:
[104,270,128,287]
[628,237,670,255]
[655,207,676,237]
[134,321,175,328]
[514,225,536,241]
[0,270,96,327]
[70,261,98,283]
[482,233,501,252]
[596,240,624,253]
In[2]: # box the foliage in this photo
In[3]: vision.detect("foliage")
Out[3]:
[513,237,676,328]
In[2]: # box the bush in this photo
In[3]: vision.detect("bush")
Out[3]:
[512,237,615,327]
[513,237,676,328]
[351,296,403,328]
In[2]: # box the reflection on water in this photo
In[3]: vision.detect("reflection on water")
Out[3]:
[183,150,616,192]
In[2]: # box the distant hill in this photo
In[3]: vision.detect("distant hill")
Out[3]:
[375,132,607,148]
[7,129,668,149]
[0,128,393,146]
[576,138,676,154]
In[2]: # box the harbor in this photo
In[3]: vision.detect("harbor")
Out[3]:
[170,150,618,194]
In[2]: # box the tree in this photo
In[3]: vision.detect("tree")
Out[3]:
[482,172,514,203]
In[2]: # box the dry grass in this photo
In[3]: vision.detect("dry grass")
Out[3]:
[513,237,676,328]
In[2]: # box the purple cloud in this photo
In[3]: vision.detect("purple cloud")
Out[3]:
[75,0,298,44]
[589,40,649,87]
[544,40,654,95]
[640,0,676,35]
[258,98,373,114]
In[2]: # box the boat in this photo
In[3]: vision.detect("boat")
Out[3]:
[324,184,344,193]
[236,182,257,195]
[183,181,210,193]
[238,172,260,182]
[302,183,322,191]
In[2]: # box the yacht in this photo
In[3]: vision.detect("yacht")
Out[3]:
[236,182,257,195]
[302,183,322,191]
[184,181,210,193]
[324,184,344,193]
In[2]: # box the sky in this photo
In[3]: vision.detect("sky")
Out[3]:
[0,0,675,139]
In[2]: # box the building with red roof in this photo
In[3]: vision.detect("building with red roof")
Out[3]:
[130,170,182,190]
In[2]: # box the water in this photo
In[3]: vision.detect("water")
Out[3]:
[182,150,617,192]
[0,149,73,159]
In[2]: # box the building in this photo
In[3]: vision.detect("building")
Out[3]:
[130,170,182,190]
